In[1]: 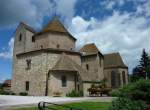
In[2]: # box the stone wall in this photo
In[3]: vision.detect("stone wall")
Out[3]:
[48,71,76,96]
[104,68,128,88]
[81,54,104,81]
[35,32,75,51]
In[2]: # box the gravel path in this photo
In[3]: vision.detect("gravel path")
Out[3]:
[0,95,115,110]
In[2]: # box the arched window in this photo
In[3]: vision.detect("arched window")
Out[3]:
[111,71,116,88]
[32,36,35,42]
[19,34,22,41]
[61,76,67,87]
[122,71,126,85]
[86,64,89,70]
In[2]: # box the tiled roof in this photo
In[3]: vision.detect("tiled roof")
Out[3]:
[36,17,76,41]
[42,17,68,33]
[51,54,95,81]
[20,22,36,33]
[80,43,99,53]
[104,53,128,69]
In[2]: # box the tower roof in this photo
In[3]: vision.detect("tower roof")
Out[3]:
[36,17,76,41]
[79,43,103,56]
[42,17,68,33]
[80,43,99,53]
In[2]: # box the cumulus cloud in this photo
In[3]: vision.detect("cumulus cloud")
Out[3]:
[69,11,150,73]
[0,37,14,59]
[0,0,77,29]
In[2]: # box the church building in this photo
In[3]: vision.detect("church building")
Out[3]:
[11,17,128,96]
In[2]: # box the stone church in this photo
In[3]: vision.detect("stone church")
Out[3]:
[11,17,128,96]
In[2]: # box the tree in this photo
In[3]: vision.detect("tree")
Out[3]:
[131,49,150,81]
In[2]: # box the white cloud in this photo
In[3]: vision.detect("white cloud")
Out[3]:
[69,11,150,73]
[0,0,77,29]
[0,37,14,59]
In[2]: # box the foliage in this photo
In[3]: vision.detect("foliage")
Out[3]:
[109,89,120,97]
[66,90,83,97]
[110,79,150,110]
[131,49,150,81]
[19,92,28,96]
[110,97,143,110]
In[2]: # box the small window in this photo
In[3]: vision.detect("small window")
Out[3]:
[26,59,31,70]
[86,64,89,70]
[61,76,67,87]
[32,36,35,42]
[25,81,29,91]
[19,34,22,41]
[40,45,43,49]
[122,71,126,84]
[57,44,60,48]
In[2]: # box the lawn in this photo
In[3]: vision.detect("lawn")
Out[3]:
[12,102,111,110]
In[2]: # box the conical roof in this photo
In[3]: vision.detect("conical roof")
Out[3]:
[42,17,68,33]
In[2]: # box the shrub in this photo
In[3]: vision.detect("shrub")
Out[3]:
[109,97,143,110]
[110,79,150,110]
[109,89,120,97]
[66,90,83,97]
[19,92,28,96]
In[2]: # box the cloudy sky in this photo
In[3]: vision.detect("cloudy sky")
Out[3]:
[0,0,150,82]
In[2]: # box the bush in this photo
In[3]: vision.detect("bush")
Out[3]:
[109,89,120,97]
[110,79,150,110]
[66,90,83,97]
[110,97,143,110]
[19,92,28,96]
[0,90,16,95]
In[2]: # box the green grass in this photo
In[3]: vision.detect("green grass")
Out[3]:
[13,102,111,110]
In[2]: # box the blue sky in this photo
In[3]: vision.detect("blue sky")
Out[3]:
[0,0,150,82]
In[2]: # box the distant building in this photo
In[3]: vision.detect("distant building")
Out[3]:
[11,17,128,96]
[2,79,11,92]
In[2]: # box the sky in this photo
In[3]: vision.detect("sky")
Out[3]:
[0,0,150,83]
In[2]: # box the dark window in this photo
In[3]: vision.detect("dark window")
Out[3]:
[26,59,31,70]
[32,36,35,42]
[57,44,60,48]
[19,34,22,41]
[111,71,116,88]
[40,45,43,49]
[122,71,126,84]
[61,76,67,87]
[25,81,29,91]
[86,64,89,70]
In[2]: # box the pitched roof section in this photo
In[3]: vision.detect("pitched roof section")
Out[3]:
[51,54,94,81]
[20,22,36,33]
[80,43,99,53]
[80,43,103,57]
[37,17,76,41]
[51,54,78,71]
[104,53,128,69]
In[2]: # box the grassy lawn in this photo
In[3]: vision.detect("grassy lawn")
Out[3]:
[13,102,111,110]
